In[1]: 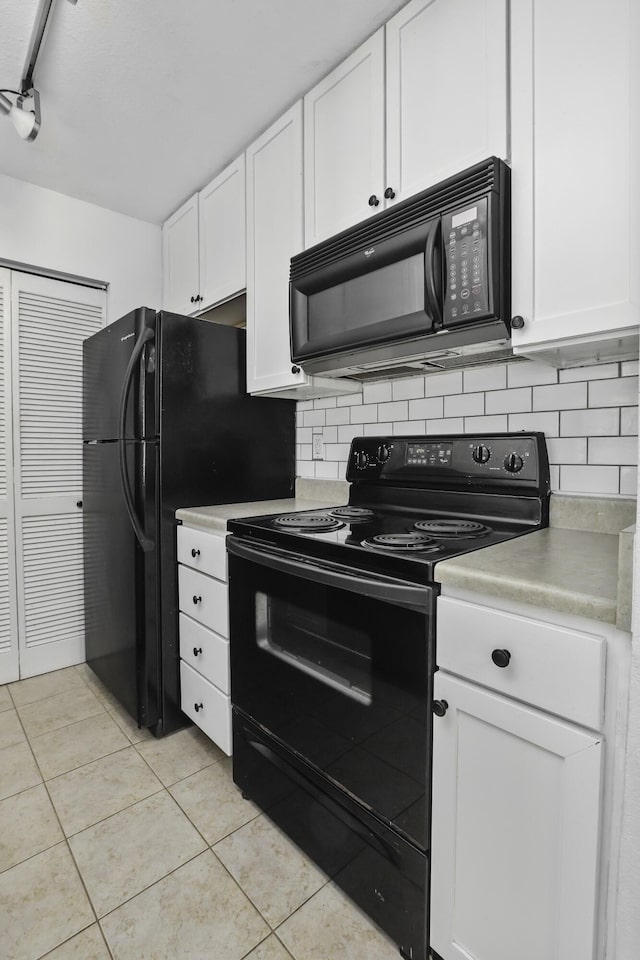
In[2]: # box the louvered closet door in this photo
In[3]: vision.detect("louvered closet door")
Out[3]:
[11,273,105,678]
[0,269,19,683]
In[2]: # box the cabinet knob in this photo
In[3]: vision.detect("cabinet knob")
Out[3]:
[194,702,203,712]
[368,194,380,207]
[511,316,525,330]
[192,595,202,605]
[491,648,511,668]
[191,548,200,558]
[291,365,300,375]
[433,699,449,717]
[193,646,202,657]
[384,187,396,200]
[195,295,203,303]
[76,500,83,508]
[190,296,195,303]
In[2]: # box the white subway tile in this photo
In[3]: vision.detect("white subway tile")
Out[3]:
[364,422,393,437]
[313,396,337,409]
[297,427,312,444]
[532,382,587,411]
[445,392,484,418]
[303,410,325,427]
[560,408,619,437]
[622,361,639,377]
[350,404,379,425]
[392,377,425,401]
[336,393,363,407]
[620,466,638,496]
[588,436,638,466]
[322,426,338,444]
[549,465,560,491]
[299,444,312,461]
[507,361,557,387]
[464,415,509,433]
[325,443,351,461]
[546,438,587,465]
[589,376,638,407]
[393,421,425,435]
[425,371,463,397]
[315,461,339,479]
[338,424,361,444]
[559,363,619,382]
[297,400,314,411]
[363,382,392,404]
[621,407,638,436]
[463,366,507,392]
[508,412,560,436]
[560,465,619,495]
[426,418,464,434]
[485,387,532,414]
[378,400,409,422]
[297,460,315,478]
[325,406,350,426]
[409,397,444,420]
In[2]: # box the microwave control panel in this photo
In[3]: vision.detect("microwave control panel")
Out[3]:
[442,196,489,326]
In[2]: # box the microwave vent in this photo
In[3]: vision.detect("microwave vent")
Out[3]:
[345,347,524,382]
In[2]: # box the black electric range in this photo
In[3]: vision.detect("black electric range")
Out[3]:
[227,433,550,960]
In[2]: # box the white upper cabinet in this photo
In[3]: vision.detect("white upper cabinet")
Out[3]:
[162,155,246,316]
[304,30,385,248]
[198,155,246,310]
[386,0,508,205]
[510,0,640,365]
[161,195,199,316]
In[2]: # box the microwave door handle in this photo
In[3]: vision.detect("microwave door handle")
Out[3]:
[424,218,443,328]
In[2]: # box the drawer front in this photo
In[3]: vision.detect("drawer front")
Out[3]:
[180,660,232,755]
[178,565,229,638]
[437,597,606,729]
[177,525,227,581]
[179,613,229,695]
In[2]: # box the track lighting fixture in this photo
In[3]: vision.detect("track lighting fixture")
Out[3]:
[0,89,41,141]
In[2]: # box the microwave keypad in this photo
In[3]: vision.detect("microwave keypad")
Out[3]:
[443,197,489,325]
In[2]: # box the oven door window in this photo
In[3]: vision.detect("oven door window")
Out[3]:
[230,555,432,850]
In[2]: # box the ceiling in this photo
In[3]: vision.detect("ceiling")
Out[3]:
[0,0,408,224]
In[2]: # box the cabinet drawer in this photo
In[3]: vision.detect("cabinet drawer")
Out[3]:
[178,566,228,638]
[436,597,606,729]
[180,660,231,755]
[177,526,227,581]
[179,613,229,695]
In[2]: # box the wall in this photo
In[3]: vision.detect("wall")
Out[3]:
[296,359,639,496]
[0,173,161,323]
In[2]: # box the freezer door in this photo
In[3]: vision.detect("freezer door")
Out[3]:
[83,439,159,729]
[83,307,157,441]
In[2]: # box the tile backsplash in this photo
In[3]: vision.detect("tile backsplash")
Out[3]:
[296,360,639,496]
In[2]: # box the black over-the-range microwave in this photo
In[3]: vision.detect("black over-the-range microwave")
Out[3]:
[289,157,514,380]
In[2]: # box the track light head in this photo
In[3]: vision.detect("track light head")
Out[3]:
[0,89,41,141]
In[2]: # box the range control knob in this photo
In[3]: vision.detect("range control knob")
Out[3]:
[355,450,368,470]
[504,452,524,473]
[377,443,391,464]
[472,444,491,464]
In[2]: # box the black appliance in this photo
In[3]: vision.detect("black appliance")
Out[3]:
[290,157,512,381]
[227,433,550,960]
[82,307,295,737]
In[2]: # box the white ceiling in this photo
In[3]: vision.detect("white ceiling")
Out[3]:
[0,0,408,224]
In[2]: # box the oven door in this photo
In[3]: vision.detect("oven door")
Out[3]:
[227,536,435,851]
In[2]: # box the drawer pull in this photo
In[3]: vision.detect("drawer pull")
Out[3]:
[192,595,202,605]
[194,702,203,712]
[433,699,448,717]
[193,647,202,657]
[191,548,200,558]
[491,648,511,668]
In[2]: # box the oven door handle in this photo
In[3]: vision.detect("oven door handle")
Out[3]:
[226,536,431,613]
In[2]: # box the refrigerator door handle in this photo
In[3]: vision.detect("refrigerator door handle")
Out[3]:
[118,326,155,552]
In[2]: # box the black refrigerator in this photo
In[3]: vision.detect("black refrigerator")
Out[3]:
[82,306,295,737]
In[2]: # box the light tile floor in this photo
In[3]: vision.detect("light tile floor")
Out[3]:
[0,665,402,960]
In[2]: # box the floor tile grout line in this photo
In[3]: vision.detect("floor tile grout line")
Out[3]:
[6,665,90,709]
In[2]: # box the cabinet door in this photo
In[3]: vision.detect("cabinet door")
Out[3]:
[245,102,307,394]
[386,0,508,205]
[430,672,602,960]
[198,155,246,310]
[510,0,639,362]
[304,29,385,247]
[0,269,18,683]
[161,195,199,315]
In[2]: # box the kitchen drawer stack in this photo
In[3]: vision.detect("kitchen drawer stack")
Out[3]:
[177,525,231,754]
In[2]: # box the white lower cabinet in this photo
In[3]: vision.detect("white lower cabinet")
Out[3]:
[177,525,231,755]
[431,596,605,960]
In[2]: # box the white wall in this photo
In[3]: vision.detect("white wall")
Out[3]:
[0,173,161,323]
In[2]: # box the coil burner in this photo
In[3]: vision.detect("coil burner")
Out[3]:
[328,506,377,522]
[362,533,442,553]
[413,518,491,538]
[272,513,344,532]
